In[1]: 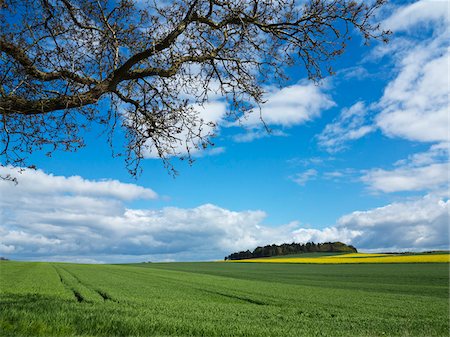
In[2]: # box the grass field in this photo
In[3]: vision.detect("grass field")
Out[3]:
[1,258,449,336]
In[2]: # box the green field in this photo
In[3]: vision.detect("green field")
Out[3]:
[1,260,449,336]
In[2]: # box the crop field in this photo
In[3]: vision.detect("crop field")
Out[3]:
[1,258,449,336]
[231,252,450,264]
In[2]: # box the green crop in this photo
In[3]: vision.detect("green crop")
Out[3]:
[1,260,448,336]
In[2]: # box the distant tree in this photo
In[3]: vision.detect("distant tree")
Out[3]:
[224,241,357,260]
[0,0,389,176]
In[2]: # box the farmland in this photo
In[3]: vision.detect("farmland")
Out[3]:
[230,252,450,264]
[1,257,449,336]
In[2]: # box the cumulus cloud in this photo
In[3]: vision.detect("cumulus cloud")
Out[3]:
[318,1,449,150]
[142,78,334,153]
[292,194,449,252]
[292,227,361,245]
[360,2,450,195]
[375,41,449,143]
[362,143,449,193]
[0,166,157,200]
[375,1,449,143]
[381,0,449,32]
[232,81,334,141]
[0,168,300,261]
[363,163,448,193]
[1,169,447,262]
[245,82,335,127]
[317,101,374,152]
[337,194,449,251]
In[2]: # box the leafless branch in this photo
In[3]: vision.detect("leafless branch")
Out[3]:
[0,0,389,176]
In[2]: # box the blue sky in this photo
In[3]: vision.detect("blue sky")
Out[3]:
[0,0,448,263]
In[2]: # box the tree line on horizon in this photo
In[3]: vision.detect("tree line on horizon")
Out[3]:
[224,242,357,260]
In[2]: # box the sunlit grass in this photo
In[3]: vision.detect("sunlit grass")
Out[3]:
[1,260,449,336]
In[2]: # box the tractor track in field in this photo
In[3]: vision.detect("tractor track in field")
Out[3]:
[198,288,268,306]
[53,266,85,303]
[60,266,118,303]
[95,289,115,301]
[53,266,117,303]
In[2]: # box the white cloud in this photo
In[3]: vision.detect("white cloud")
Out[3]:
[0,168,301,261]
[337,194,449,251]
[290,169,318,186]
[232,81,334,141]
[317,101,374,152]
[375,1,450,143]
[233,129,288,143]
[0,166,157,200]
[141,74,334,155]
[338,66,370,81]
[381,0,449,32]
[240,81,335,128]
[192,146,226,157]
[143,77,333,152]
[363,163,448,193]
[362,144,449,193]
[0,243,15,254]
[375,44,449,143]
[292,194,449,252]
[363,163,449,193]
[292,227,361,245]
[319,1,449,150]
[1,169,447,261]
[323,168,358,182]
[359,1,450,195]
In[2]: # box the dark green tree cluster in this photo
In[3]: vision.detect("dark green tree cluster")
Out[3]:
[225,242,357,260]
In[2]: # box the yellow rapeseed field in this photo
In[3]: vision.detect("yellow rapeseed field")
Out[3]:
[324,253,390,258]
[231,253,450,264]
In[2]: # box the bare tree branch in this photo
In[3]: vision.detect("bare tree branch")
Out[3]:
[0,38,99,85]
[0,0,389,176]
